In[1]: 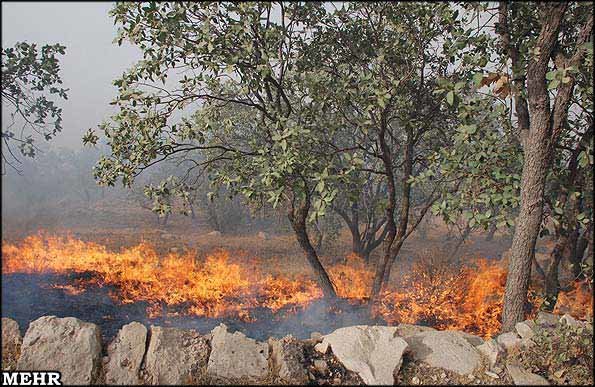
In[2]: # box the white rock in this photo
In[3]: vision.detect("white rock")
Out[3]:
[475,339,503,368]
[506,364,549,385]
[1,318,22,371]
[257,231,268,240]
[319,325,408,385]
[496,332,521,351]
[104,322,147,385]
[395,323,436,337]
[207,324,269,381]
[559,314,583,329]
[453,331,484,346]
[515,321,536,340]
[315,341,329,354]
[536,311,559,327]
[144,326,209,385]
[485,370,500,379]
[206,231,222,237]
[17,316,102,385]
[404,330,482,375]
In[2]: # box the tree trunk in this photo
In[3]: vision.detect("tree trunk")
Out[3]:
[370,120,399,299]
[288,196,337,300]
[372,135,412,297]
[485,221,497,241]
[501,4,568,332]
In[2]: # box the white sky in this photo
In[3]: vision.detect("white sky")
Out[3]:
[1,1,142,149]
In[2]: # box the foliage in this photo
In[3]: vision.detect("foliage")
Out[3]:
[84,2,360,223]
[511,323,594,385]
[1,42,68,172]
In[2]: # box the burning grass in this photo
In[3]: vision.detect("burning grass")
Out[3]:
[2,233,592,338]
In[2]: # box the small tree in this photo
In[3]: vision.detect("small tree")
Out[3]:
[1,42,68,173]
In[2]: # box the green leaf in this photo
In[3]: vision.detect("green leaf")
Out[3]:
[446,90,455,106]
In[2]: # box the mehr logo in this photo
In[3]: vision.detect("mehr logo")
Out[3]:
[2,371,62,386]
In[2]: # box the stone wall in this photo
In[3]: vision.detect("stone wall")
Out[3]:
[1,313,591,385]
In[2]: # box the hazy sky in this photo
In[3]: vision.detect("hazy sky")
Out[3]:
[2,1,141,149]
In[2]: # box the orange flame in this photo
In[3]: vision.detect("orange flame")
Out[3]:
[2,234,592,336]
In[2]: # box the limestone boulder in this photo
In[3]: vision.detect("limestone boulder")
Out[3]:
[2,318,22,371]
[559,314,585,329]
[104,322,147,385]
[318,325,408,385]
[404,330,482,375]
[506,364,549,385]
[269,335,308,384]
[496,332,522,351]
[475,339,503,369]
[143,326,210,385]
[16,316,102,385]
[515,320,536,340]
[453,331,484,346]
[536,311,559,327]
[394,323,436,338]
[206,324,269,381]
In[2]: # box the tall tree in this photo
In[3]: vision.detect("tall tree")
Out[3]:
[496,2,593,331]
[85,2,363,299]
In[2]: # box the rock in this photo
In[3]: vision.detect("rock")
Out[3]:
[332,377,341,384]
[411,376,420,385]
[559,314,583,328]
[160,233,175,240]
[257,231,268,240]
[207,324,269,381]
[453,331,484,346]
[404,330,481,375]
[521,338,536,348]
[475,339,503,368]
[17,316,102,385]
[310,331,323,341]
[315,341,329,354]
[536,311,559,327]
[144,326,209,385]
[269,336,308,384]
[506,364,549,385]
[319,325,407,385]
[2,318,22,371]
[314,359,328,374]
[395,323,436,337]
[104,322,147,385]
[515,321,536,340]
[206,231,222,237]
[496,332,521,351]
[485,370,500,379]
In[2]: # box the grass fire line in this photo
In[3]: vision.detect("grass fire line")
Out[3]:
[2,233,592,339]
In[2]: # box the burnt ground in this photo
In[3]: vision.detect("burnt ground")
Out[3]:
[1,271,382,345]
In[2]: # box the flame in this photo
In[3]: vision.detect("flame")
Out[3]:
[2,233,592,336]
[328,253,374,299]
[2,233,322,320]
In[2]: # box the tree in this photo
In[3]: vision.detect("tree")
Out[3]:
[306,2,489,299]
[85,2,364,299]
[426,2,593,330]
[495,3,592,331]
[1,42,68,173]
[332,170,388,263]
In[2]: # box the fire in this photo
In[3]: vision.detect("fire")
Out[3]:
[2,234,592,337]
[375,258,507,338]
[328,253,374,299]
[2,233,322,320]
